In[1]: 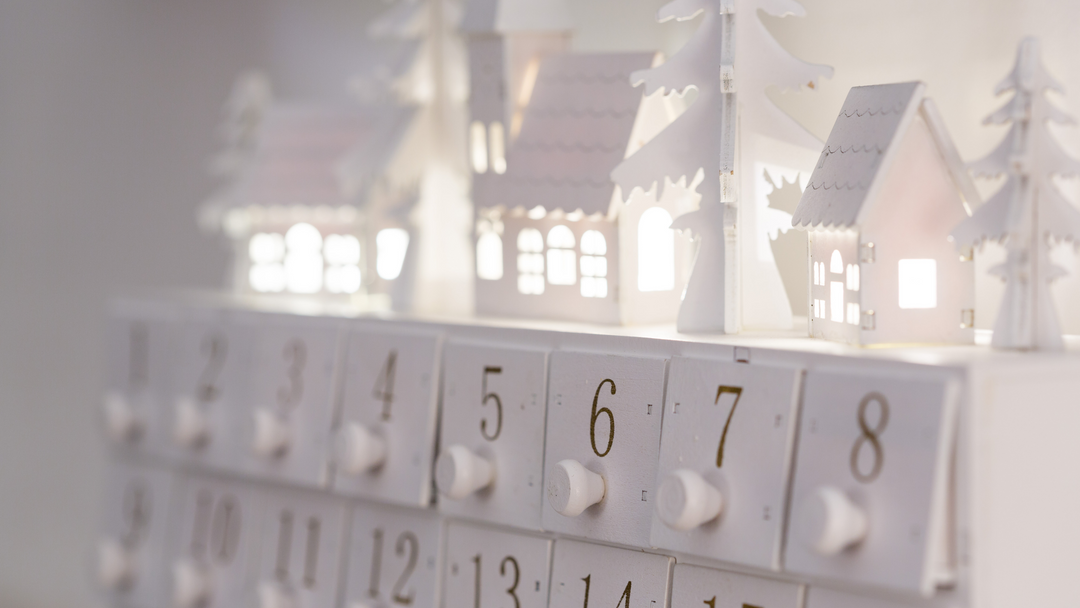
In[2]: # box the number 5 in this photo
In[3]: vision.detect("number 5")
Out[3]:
[480,367,503,441]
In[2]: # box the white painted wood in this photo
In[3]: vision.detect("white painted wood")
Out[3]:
[251,486,347,608]
[548,538,673,608]
[671,563,803,608]
[785,368,958,597]
[233,312,341,488]
[651,356,802,570]
[332,326,441,506]
[437,339,548,530]
[541,351,667,548]
[443,521,552,608]
[342,502,443,608]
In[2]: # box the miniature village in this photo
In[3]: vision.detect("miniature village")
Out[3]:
[198,0,1080,351]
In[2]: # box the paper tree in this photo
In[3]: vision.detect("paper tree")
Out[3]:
[951,38,1080,351]
[209,72,273,180]
[611,0,831,333]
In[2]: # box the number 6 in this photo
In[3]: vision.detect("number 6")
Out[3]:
[590,379,615,458]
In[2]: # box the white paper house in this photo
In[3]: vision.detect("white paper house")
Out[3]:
[201,102,414,300]
[474,52,693,325]
[791,82,979,345]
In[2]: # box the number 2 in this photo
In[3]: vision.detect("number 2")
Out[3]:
[715,385,743,468]
[480,367,503,441]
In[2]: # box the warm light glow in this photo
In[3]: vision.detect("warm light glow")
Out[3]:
[516,228,544,294]
[847,302,860,325]
[546,226,576,286]
[830,281,844,323]
[898,259,937,309]
[846,264,860,291]
[527,206,546,220]
[324,234,361,265]
[470,121,488,174]
[249,232,284,263]
[285,223,322,252]
[325,264,361,294]
[830,249,843,274]
[637,207,674,292]
[376,228,409,281]
[580,230,608,298]
[476,232,504,280]
[581,230,607,256]
[517,228,543,253]
[285,252,323,294]
[250,263,286,293]
[489,122,506,174]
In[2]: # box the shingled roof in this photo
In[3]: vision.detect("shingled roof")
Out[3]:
[793,82,930,229]
[491,52,655,216]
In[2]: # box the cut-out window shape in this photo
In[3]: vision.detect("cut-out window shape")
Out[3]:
[846,263,860,291]
[898,259,937,309]
[489,122,506,175]
[470,121,488,174]
[830,249,843,274]
[249,232,286,293]
[376,228,409,281]
[546,225,576,286]
[830,281,844,323]
[580,230,608,298]
[846,302,860,325]
[476,232,503,281]
[637,207,674,292]
[324,234,362,294]
[516,228,544,295]
[285,222,323,294]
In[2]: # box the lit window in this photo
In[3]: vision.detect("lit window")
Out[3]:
[546,225,576,286]
[250,232,285,263]
[898,259,937,309]
[637,207,674,292]
[284,223,323,294]
[248,232,286,293]
[325,264,362,294]
[830,249,843,274]
[847,302,860,325]
[830,281,844,323]
[250,263,286,293]
[324,234,362,294]
[376,228,409,281]
[470,121,488,174]
[476,232,504,281]
[580,230,608,298]
[846,263,860,291]
[489,122,506,174]
[516,228,544,295]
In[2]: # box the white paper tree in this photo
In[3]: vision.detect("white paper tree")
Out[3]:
[611,0,830,333]
[952,37,1080,351]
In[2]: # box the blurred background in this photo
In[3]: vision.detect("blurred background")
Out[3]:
[1,0,1078,606]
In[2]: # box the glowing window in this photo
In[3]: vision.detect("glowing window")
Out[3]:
[846,263,860,291]
[489,122,506,174]
[324,234,362,294]
[248,232,286,293]
[580,230,608,298]
[470,121,488,174]
[284,223,323,294]
[476,232,504,281]
[376,228,409,280]
[250,232,285,264]
[898,259,937,309]
[546,225,576,286]
[325,264,362,294]
[516,228,544,294]
[830,249,843,274]
[637,207,674,292]
[830,281,844,323]
[847,302,860,325]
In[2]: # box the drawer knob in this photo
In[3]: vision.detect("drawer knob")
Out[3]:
[173,397,211,449]
[436,445,495,500]
[798,486,868,555]
[548,459,606,517]
[657,469,725,531]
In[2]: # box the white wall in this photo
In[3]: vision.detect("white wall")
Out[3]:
[1,1,1078,607]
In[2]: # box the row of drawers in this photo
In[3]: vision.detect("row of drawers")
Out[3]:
[102,301,960,598]
[99,460,919,608]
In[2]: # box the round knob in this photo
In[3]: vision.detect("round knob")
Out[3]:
[656,469,725,531]
[257,581,296,608]
[334,422,387,475]
[435,445,495,500]
[172,559,212,608]
[174,397,210,449]
[97,538,135,590]
[547,459,605,517]
[103,392,143,443]
[252,409,291,459]
[797,486,868,555]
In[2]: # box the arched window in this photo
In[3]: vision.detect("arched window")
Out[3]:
[580,230,608,298]
[284,222,323,294]
[546,225,576,285]
[249,232,286,293]
[470,121,488,174]
[830,249,843,274]
[476,232,503,281]
[516,228,544,294]
[637,207,674,292]
[376,228,409,281]
[324,234,362,294]
[489,122,506,174]
[846,263,860,291]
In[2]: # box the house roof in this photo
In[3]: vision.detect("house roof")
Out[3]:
[792,81,978,230]
[461,0,574,34]
[491,52,655,216]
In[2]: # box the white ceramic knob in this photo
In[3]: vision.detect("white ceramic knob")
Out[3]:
[257,581,296,608]
[97,538,135,590]
[798,486,868,555]
[547,459,606,517]
[252,409,291,459]
[174,397,210,449]
[656,469,725,531]
[172,559,212,608]
[103,392,143,443]
[435,445,495,500]
[334,422,387,475]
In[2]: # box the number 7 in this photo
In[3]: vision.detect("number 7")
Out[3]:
[715,385,743,468]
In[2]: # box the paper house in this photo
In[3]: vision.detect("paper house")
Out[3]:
[200,100,414,301]
[791,82,979,345]
[472,50,694,325]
